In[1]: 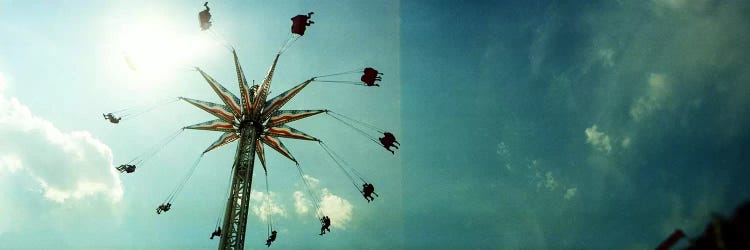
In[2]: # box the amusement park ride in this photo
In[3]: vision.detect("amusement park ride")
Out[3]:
[108,3,396,249]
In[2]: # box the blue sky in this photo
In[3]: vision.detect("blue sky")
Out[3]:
[2,0,750,249]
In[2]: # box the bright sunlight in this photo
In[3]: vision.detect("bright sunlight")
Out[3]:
[111,16,218,87]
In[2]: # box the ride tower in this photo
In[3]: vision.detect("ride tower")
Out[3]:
[181,51,322,249]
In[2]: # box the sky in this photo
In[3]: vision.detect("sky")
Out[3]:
[1,0,750,249]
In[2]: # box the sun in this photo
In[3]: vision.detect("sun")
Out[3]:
[114,17,217,85]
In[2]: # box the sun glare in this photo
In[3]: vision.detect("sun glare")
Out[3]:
[114,17,218,87]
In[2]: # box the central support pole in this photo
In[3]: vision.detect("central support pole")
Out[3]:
[219,121,258,250]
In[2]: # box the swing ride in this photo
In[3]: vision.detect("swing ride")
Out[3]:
[105,3,397,249]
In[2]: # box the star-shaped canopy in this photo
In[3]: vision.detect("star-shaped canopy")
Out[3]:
[182,50,324,172]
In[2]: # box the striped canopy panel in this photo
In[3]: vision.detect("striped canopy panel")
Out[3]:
[203,132,240,153]
[233,50,254,116]
[265,125,318,141]
[180,97,235,122]
[266,109,325,127]
[197,67,242,117]
[261,135,297,164]
[261,79,314,120]
[185,119,235,132]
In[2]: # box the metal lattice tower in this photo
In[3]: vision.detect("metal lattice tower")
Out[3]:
[219,123,258,248]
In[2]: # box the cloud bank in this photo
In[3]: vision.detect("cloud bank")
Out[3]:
[293,191,311,215]
[585,125,612,154]
[319,188,353,229]
[0,72,123,234]
[250,191,287,222]
[0,79,123,203]
[293,175,354,228]
[564,187,577,200]
[630,73,671,122]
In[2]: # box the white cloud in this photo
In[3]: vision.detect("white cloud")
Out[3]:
[291,175,321,217]
[497,142,512,171]
[0,78,122,203]
[0,155,22,173]
[294,175,353,229]
[293,191,311,215]
[630,73,671,121]
[543,172,558,191]
[303,174,320,188]
[496,142,510,157]
[318,188,353,229]
[250,190,287,222]
[564,187,577,200]
[0,99,123,203]
[41,181,115,203]
[0,72,123,233]
[585,125,612,154]
[621,137,632,149]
